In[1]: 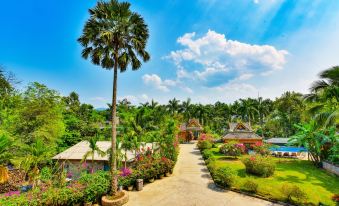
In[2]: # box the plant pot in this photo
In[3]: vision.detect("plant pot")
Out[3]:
[127,185,133,191]
[84,202,92,206]
[118,185,123,191]
[165,172,171,177]
[159,174,164,179]
[136,179,143,191]
[101,190,129,206]
[148,178,155,183]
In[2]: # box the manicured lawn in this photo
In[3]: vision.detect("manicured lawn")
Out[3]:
[207,148,339,205]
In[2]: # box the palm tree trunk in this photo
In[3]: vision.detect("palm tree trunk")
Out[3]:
[110,59,118,196]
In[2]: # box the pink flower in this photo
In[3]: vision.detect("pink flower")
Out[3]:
[120,167,132,177]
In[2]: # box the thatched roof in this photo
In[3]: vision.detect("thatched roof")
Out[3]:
[229,122,252,132]
[180,119,203,131]
[223,122,262,140]
[52,141,156,161]
[223,132,261,139]
[265,138,290,144]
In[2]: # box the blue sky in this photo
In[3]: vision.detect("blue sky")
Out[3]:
[1,0,339,107]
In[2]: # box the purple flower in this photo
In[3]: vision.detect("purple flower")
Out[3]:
[4,191,20,197]
[120,167,132,177]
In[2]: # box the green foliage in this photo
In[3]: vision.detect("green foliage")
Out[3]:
[281,183,308,203]
[0,134,12,165]
[213,166,236,187]
[79,171,110,203]
[40,167,53,182]
[197,140,212,150]
[241,155,275,177]
[241,180,258,193]
[219,141,245,158]
[290,122,338,166]
[202,149,214,160]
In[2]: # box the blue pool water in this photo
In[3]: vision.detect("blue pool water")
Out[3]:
[270,146,307,152]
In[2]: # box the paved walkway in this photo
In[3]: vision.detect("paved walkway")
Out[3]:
[126,143,281,206]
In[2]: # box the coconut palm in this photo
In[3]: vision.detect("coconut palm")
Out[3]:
[238,98,258,125]
[78,0,150,196]
[82,137,106,173]
[305,66,339,128]
[167,98,180,115]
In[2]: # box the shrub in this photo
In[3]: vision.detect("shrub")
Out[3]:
[197,140,212,150]
[40,167,53,182]
[242,180,258,193]
[241,155,275,177]
[219,141,245,158]
[281,184,307,203]
[252,142,271,156]
[202,150,214,160]
[79,171,110,203]
[213,166,236,187]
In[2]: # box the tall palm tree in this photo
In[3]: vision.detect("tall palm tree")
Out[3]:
[180,98,192,121]
[82,137,106,173]
[78,0,150,196]
[238,98,258,125]
[305,66,339,128]
[257,97,273,137]
[167,98,180,115]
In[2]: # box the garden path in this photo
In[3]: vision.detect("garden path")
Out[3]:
[126,142,281,206]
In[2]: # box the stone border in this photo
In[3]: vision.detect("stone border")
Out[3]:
[322,161,339,176]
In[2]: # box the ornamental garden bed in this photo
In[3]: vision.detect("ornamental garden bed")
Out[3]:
[201,146,339,206]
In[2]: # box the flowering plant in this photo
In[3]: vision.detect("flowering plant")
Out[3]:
[219,141,245,158]
[120,167,132,177]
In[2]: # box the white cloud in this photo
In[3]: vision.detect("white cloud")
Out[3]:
[142,74,171,92]
[166,30,288,82]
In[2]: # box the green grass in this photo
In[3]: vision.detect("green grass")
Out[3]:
[207,148,339,205]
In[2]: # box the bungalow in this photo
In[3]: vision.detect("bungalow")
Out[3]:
[52,141,155,178]
[178,119,203,142]
[222,122,262,148]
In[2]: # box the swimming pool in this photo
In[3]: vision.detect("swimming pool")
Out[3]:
[270,146,307,152]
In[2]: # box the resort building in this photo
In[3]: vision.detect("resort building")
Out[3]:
[222,122,262,147]
[52,141,155,177]
[178,119,203,142]
[265,137,290,146]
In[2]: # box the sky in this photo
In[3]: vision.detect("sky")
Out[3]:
[1,0,339,108]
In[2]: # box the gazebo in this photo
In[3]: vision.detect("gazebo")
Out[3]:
[222,122,262,148]
[178,119,203,142]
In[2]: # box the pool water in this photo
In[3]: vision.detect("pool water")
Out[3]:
[270,146,307,152]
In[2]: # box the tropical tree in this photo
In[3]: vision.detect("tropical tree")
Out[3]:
[167,98,180,115]
[238,98,258,125]
[290,121,338,167]
[15,139,53,187]
[305,66,339,128]
[78,0,150,196]
[82,137,106,173]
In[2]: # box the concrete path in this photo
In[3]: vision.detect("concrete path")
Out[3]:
[126,143,281,206]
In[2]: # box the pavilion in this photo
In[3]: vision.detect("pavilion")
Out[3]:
[222,122,262,147]
[178,119,203,142]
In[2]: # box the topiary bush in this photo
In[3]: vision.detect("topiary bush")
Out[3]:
[241,180,258,193]
[213,166,236,188]
[219,141,245,158]
[197,140,212,150]
[79,171,110,203]
[241,155,275,177]
[202,149,214,160]
[281,183,307,203]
